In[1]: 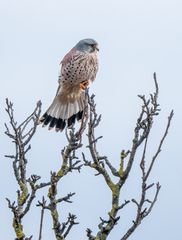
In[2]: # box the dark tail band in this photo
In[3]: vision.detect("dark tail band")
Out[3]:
[39,111,83,132]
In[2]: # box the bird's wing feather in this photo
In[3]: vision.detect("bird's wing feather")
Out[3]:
[56,50,86,96]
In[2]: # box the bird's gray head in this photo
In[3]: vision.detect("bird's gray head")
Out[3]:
[75,38,99,53]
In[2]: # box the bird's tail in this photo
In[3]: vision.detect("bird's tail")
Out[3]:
[39,92,86,131]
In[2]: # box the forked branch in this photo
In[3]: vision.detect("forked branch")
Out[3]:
[4,73,173,240]
[84,73,173,240]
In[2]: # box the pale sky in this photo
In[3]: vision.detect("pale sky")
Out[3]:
[0,0,182,239]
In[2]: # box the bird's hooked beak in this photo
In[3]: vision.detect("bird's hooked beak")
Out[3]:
[95,44,99,52]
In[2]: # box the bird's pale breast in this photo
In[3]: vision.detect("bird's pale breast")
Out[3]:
[60,51,98,88]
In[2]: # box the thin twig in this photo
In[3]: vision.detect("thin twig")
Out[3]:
[38,197,46,240]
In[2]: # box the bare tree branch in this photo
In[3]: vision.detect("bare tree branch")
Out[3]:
[37,197,46,240]
[4,73,173,240]
[5,98,87,239]
[145,110,174,181]
[5,99,43,239]
[83,73,173,240]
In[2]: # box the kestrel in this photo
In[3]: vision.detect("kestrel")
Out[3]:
[39,38,99,131]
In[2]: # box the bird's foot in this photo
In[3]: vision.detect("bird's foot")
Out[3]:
[80,80,89,90]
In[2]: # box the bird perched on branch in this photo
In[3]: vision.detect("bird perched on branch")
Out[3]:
[39,38,99,131]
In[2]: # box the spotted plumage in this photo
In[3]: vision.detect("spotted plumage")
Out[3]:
[39,38,99,131]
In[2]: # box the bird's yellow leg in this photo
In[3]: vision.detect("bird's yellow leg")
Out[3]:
[80,80,89,90]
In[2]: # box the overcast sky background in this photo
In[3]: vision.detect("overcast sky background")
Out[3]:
[0,0,181,239]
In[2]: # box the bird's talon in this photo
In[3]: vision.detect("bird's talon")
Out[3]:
[80,81,89,90]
